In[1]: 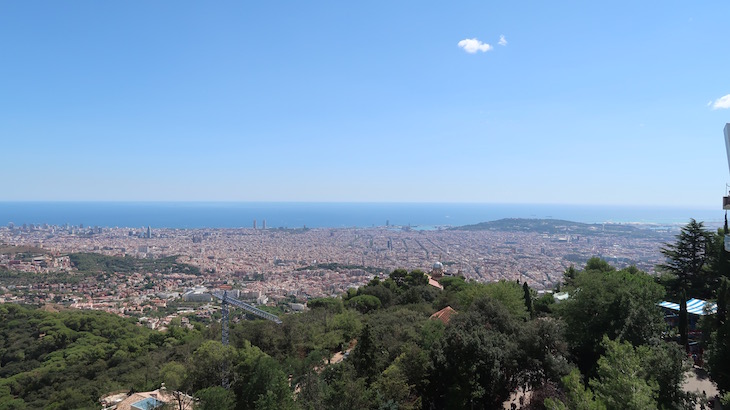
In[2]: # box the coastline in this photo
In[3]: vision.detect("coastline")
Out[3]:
[0,201,722,229]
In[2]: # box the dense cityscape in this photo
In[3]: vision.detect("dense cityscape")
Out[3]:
[0,219,678,321]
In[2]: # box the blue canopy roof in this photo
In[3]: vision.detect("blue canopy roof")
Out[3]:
[658,298,717,316]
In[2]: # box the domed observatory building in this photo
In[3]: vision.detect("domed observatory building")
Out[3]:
[431,262,444,279]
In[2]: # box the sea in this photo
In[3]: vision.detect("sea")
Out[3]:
[0,202,724,230]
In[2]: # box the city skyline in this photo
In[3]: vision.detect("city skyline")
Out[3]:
[2,2,730,206]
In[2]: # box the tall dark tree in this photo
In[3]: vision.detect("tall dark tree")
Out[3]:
[679,289,688,353]
[352,323,377,384]
[658,219,713,297]
[724,211,729,273]
[704,225,730,299]
[708,277,730,393]
[523,281,534,318]
[718,277,729,327]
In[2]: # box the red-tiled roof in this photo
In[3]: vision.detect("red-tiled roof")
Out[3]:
[430,306,456,325]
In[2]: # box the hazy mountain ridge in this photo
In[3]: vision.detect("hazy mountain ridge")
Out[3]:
[453,218,667,238]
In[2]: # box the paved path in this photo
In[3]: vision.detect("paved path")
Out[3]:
[683,367,722,410]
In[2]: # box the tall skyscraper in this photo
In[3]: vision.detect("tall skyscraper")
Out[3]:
[262,219,267,229]
[147,226,151,239]
[253,219,257,230]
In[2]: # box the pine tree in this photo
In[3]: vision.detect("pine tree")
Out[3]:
[352,323,377,384]
[658,219,712,297]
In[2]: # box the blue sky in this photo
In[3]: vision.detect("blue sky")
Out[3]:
[2,1,730,206]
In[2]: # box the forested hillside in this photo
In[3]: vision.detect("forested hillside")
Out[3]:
[455,218,662,238]
[0,304,199,409]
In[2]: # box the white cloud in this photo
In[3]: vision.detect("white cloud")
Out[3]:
[458,38,493,53]
[498,35,507,46]
[712,94,730,109]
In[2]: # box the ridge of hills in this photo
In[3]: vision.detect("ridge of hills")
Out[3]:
[453,217,666,238]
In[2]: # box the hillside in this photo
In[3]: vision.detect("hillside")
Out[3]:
[453,217,664,238]
[0,304,191,409]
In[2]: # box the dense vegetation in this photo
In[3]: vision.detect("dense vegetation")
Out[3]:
[4,219,730,409]
[295,262,381,274]
[0,304,201,409]
[69,253,201,275]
